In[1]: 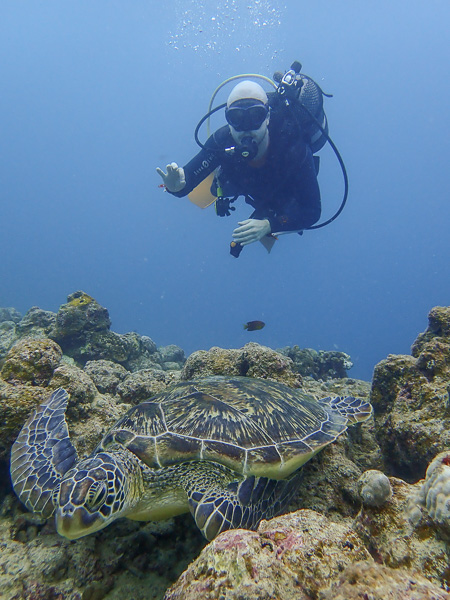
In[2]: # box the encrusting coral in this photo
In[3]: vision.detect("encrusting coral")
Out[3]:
[0,295,449,599]
[407,449,450,540]
[357,469,393,507]
[370,306,450,481]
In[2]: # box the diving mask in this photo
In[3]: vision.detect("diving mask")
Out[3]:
[225,100,269,132]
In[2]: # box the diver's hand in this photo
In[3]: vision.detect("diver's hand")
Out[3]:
[232,218,271,246]
[156,162,186,193]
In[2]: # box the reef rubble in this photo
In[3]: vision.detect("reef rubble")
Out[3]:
[0,294,448,599]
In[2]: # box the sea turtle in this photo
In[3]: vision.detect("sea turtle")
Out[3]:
[10,376,372,541]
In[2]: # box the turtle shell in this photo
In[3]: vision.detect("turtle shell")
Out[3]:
[99,376,352,479]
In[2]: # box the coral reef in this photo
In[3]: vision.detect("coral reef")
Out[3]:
[164,509,450,599]
[53,291,111,339]
[407,449,450,540]
[116,368,181,404]
[370,306,450,481]
[0,381,45,460]
[412,306,450,354]
[357,469,392,507]
[319,561,450,600]
[0,504,204,600]
[278,344,353,379]
[1,338,62,386]
[353,476,449,584]
[158,344,186,365]
[83,359,129,395]
[163,510,372,600]
[0,292,185,372]
[0,294,448,599]
[181,342,302,387]
[290,432,375,519]
[17,306,57,338]
[0,307,22,324]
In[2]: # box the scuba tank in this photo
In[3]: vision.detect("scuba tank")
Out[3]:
[272,61,348,231]
[273,61,330,154]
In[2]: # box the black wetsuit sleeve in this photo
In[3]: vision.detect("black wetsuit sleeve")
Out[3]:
[169,131,226,198]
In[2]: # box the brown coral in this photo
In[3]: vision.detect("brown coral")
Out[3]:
[353,477,449,586]
[1,338,62,386]
[52,291,111,341]
[370,306,450,481]
[181,342,302,388]
[0,381,45,459]
[319,561,450,600]
[164,510,371,600]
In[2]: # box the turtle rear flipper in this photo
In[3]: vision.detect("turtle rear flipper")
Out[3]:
[185,462,302,541]
[10,388,78,518]
[319,395,372,424]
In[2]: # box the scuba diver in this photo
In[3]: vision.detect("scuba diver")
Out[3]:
[156,62,347,257]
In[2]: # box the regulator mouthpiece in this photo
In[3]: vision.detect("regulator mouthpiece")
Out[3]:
[224,137,258,161]
[237,136,258,160]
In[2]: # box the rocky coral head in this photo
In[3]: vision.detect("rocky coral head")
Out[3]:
[53,291,111,341]
[357,469,392,507]
[411,305,450,356]
[406,449,450,540]
[1,338,62,386]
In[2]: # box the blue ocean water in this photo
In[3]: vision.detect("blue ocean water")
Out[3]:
[0,1,449,381]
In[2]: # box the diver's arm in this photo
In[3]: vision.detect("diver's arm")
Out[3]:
[166,129,228,198]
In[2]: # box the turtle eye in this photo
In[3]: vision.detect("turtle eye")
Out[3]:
[85,482,107,510]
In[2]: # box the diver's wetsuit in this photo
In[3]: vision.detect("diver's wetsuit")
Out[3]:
[170,99,321,233]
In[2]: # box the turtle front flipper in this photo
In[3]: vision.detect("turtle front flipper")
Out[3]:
[10,388,78,518]
[185,462,302,541]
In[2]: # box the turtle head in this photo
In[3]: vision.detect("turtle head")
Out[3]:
[53,450,143,540]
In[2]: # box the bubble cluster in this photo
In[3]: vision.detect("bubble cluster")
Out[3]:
[168,0,283,60]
